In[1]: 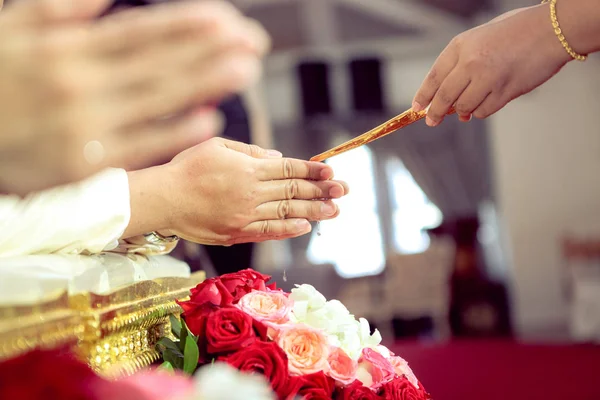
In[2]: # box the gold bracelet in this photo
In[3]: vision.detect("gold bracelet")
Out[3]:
[540,0,587,61]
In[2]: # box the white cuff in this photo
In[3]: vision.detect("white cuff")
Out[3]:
[0,168,131,257]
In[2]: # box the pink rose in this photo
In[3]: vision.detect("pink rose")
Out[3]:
[373,345,420,390]
[389,356,419,389]
[356,348,395,390]
[277,324,330,375]
[327,347,358,386]
[237,290,293,325]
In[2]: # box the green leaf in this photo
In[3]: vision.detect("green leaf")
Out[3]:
[178,319,198,353]
[179,322,188,352]
[170,315,182,339]
[183,336,200,375]
[156,337,180,355]
[163,348,184,370]
[158,361,174,372]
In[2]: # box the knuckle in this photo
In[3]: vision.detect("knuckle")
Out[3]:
[314,184,324,199]
[282,159,294,179]
[449,34,464,48]
[276,200,291,220]
[284,180,299,200]
[248,144,263,157]
[426,69,441,88]
[259,220,272,235]
[436,90,453,105]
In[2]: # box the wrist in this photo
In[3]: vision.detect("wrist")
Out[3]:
[547,0,600,56]
[533,3,574,66]
[122,166,175,239]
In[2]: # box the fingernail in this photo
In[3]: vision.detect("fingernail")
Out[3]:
[321,202,336,216]
[412,101,424,112]
[267,150,283,158]
[320,168,333,180]
[328,185,344,198]
[425,116,439,127]
[296,219,311,231]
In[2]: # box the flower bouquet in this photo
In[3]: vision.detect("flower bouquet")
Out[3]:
[158,269,431,400]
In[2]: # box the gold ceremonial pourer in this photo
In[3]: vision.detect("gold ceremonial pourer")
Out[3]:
[310,106,456,162]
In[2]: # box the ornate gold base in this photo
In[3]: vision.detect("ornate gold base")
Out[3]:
[0,272,204,376]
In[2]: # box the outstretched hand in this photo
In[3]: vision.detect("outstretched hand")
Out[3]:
[412,4,571,126]
[0,0,269,195]
[127,138,349,246]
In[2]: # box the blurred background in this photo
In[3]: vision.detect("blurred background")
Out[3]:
[179,0,600,397]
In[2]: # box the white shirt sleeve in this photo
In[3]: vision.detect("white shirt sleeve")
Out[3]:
[0,168,131,257]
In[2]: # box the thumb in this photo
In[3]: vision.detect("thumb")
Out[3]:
[220,138,283,159]
[5,0,111,26]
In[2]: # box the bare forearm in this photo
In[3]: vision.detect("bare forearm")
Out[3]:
[556,0,600,55]
[122,167,173,239]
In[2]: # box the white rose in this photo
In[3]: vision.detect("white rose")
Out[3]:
[358,318,382,349]
[289,285,382,360]
[193,362,276,400]
[289,284,327,322]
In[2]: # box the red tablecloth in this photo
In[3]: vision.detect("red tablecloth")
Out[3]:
[390,340,600,400]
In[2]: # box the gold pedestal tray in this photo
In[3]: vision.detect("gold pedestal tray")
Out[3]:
[0,272,204,376]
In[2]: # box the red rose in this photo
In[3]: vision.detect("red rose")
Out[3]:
[180,278,234,310]
[379,376,430,400]
[221,341,290,399]
[219,269,272,302]
[336,380,379,400]
[205,307,263,354]
[286,371,335,400]
[0,349,103,400]
[180,302,218,337]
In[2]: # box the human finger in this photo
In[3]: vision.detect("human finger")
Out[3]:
[112,20,263,92]
[234,218,313,243]
[255,199,339,222]
[108,109,223,169]
[425,69,470,127]
[257,158,334,181]
[260,179,348,202]
[3,0,110,27]
[454,82,492,122]
[412,42,459,112]
[89,0,241,55]
[115,52,262,127]
[219,138,282,159]
[472,90,508,120]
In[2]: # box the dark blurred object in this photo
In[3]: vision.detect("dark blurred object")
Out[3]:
[391,317,435,339]
[449,277,511,337]
[348,57,385,113]
[297,61,332,118]
[391,340,600,400]
[427,217,512,337]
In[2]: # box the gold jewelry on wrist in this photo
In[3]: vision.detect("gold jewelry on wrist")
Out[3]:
[143,231,179,244]
[541,0,587,61]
